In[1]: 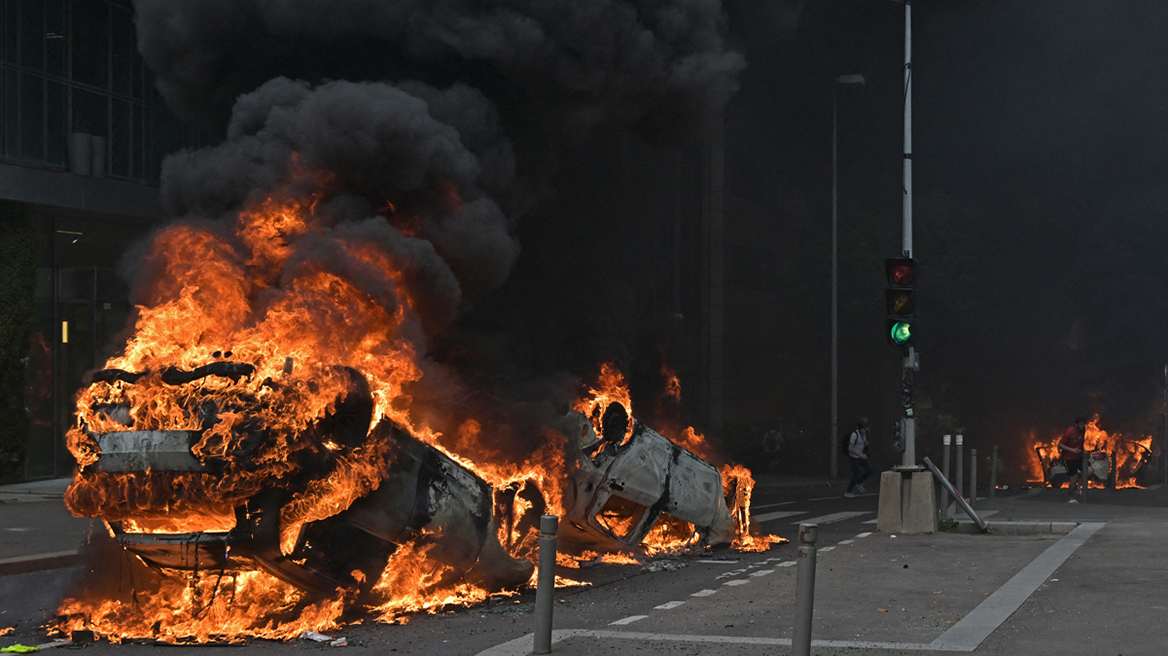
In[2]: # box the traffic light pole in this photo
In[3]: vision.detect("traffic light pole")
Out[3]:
[899,0,917,470]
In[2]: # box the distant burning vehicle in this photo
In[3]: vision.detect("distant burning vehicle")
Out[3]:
[1029,417,1154,489]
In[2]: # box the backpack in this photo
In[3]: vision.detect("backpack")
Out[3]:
[841,431,853,455]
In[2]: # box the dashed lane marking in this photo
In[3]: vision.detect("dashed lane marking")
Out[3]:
[819,546,836,552]
[792,511,870,525]
[723,579,750,586]
[856,532,872,538]
[777,561,797,568]
[838,539,855,544]
[654,601,685,610]
[610,615,647,626]
[691,589,717,597]
[750,569,775,577]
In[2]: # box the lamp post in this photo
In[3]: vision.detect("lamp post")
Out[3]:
[831,73,865,479]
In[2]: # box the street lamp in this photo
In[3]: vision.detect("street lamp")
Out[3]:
[831,73,865,480]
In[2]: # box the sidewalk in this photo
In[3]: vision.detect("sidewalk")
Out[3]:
[477,484,1168,656]
[0,478,92,576]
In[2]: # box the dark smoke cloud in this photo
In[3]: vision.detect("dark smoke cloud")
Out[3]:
[133,0,745,141]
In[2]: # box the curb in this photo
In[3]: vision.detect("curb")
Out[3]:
[954,520,1079,535]
[0,550,82,576]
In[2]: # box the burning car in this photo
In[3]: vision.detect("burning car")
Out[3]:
[66,361,534,603]
[558,406,737,553]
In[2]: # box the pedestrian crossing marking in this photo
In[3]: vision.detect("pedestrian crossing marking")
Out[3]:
[752,510,808,523]
[793,511,870,525]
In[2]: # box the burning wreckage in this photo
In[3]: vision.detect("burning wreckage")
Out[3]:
[64,360,755,628]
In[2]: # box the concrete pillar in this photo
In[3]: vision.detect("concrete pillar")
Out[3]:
[877,470,937,534]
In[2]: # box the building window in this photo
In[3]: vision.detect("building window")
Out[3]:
[0,0,203,183]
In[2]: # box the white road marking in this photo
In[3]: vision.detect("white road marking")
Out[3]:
[819,546,836,552]
[723,579,750,586]
[856,532,872,538]
[696,559,739,565]
[476,525,1109,656]
[837,539,855,545]
[753,510,808,523]
[473,630,977,655]
[777,561,797,568]
[750,501,796,510]
[610,615,647,626]
[793,511,870,525]
[654,601,685,610]
[931,523,1106,650]
[749,569,775,577]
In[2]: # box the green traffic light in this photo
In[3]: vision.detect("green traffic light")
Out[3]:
[889,321,913,346]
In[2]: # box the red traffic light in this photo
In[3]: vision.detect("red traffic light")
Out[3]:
[886,258,916,288]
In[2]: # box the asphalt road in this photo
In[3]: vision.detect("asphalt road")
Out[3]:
[5,478,1168,655]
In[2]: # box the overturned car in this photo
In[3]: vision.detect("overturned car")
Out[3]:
[66,361,534,599]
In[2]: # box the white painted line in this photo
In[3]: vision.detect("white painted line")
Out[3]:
[654,601,685,610]
[751,501,796,510]
[777,561,797,568]
[750,569,775,577]
[472,630,977,655]
[696,559,739,565]
[856,532,872,538]
[819,546,836,552]
[807,496,840,501]
[691,589,717,597]
[610,615,648,626]
[930,522,1106,650]
[1146,484,1163,491]
[862,519,878,525]
[793,511,870,525]
[723,579,750,586]
[753,510,808,523]
[837,539,855,544]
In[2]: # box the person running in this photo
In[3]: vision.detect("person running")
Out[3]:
[844,417,873,498]
[1058,416,1087,503]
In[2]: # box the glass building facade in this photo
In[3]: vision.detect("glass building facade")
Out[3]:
[0,0,203,479]
[0,0,194,182]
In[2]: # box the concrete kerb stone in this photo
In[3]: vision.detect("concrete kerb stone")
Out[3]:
[0,550,83,576]
[951,519,1078,535]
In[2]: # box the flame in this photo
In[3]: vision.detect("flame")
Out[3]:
[1028,415,1154,489]
[574,362,784,555]
[59,171,561,642]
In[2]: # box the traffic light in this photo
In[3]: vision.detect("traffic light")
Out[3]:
[885,258,916,347]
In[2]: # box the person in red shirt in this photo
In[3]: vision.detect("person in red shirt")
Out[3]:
[1058,416,1088,503]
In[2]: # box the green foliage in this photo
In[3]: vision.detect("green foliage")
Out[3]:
[0,203,35,482]
[938,517,958,532]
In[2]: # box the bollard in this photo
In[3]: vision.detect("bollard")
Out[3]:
[1080,450,1089,505]
[990,446,998,499]
[533,515,558,655]
[955,435,964,509]
[969,448,978,509]
[792,523,819,656]
[940,435,952,520]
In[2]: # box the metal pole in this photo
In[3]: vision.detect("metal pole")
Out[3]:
[830,82,839,480]
[1163,364,1167,485]
[955,435,964,504]
[940,435,951,519]
[899,0,917,469]
[1080,450,1089,505]
[533,515,558,655]
[990,445,998,499]
[969,448,978,509]
[792,523,819,656]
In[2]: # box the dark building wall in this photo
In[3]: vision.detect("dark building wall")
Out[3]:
[0,0,200,480]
